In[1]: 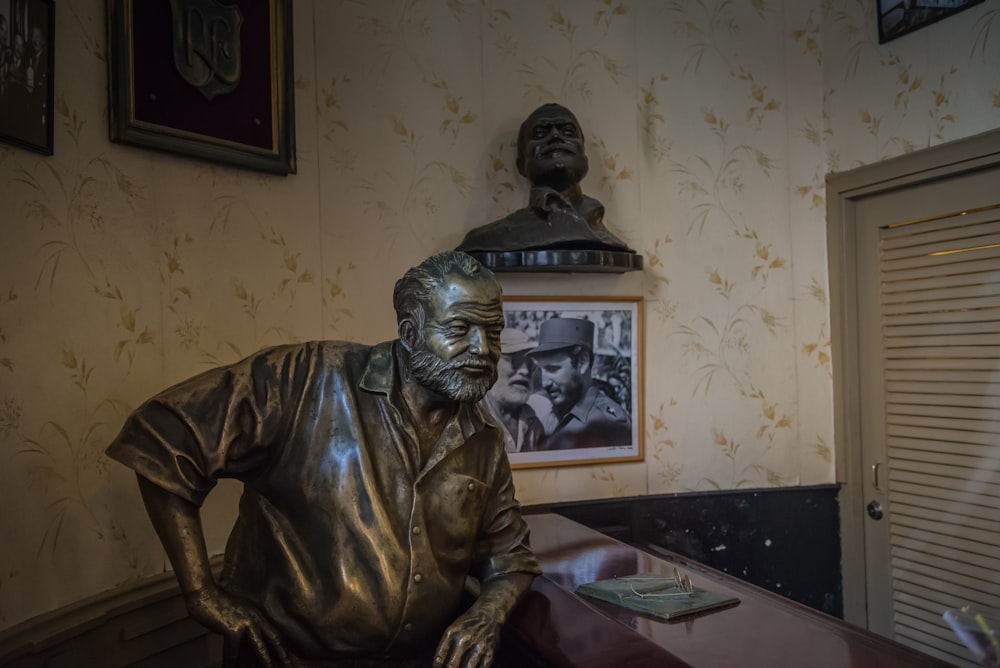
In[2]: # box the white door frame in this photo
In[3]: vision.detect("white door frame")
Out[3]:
[826,128,1000,628]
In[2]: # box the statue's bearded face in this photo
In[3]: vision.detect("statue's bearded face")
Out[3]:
[520,112,589,190]
[408,275,503,403]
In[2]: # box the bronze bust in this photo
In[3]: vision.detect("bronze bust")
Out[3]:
[106,251,539,667]
[457,103,637,264]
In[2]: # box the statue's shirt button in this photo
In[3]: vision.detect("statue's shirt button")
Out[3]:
[414,573,423,583]
[467,482,475,490]
[412,526,422,535]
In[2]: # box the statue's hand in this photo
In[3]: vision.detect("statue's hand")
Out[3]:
[185,586,292,667]
[433,605,503,668]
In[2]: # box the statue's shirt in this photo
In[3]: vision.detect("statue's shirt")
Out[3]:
[106,340,539,659]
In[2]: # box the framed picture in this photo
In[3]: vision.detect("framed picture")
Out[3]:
[877,0,984,43]
[107,0,296,174]
[0,0,54,155]
[490,296,644,469]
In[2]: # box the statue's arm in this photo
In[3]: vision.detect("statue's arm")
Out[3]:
[136,475,291,667]
[137,475,214,595]
[433,571,534,668]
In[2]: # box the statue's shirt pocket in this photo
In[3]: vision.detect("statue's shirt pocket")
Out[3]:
[423,473,489,564]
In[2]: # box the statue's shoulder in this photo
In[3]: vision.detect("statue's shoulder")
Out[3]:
[310,339,381,364]
[579,194,605,220]
[251,340,377,376]
[455,208,544,252]
[256,339,363,357]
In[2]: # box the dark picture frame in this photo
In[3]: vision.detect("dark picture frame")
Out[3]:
[107,0,296,174]
[497,296,644,470]
[0,0,55,155]
[877,0,984,43]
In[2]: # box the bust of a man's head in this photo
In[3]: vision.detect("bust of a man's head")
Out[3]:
[454,103,640,262]
[515,103,589,192]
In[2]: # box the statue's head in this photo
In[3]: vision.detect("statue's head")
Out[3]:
[393,251,504,403]
[516,103,589,191]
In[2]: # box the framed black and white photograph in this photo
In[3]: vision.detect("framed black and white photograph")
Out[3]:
[488,296,643,469]
[877,0,984,43]
[0,0,54,155]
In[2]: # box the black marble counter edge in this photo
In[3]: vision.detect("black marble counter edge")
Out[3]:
[523,484,843,618]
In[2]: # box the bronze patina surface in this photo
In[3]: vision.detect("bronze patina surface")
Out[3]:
[107,251,539,668]
[456,103,642,273]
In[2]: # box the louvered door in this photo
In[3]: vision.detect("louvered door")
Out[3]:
[855,164,1000,667]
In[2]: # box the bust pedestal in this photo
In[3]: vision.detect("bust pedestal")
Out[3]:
[465,249,643,274]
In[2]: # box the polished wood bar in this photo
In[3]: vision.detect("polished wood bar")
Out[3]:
[505,513,956,668]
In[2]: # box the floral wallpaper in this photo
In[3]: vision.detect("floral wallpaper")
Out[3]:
[0,0,997,632]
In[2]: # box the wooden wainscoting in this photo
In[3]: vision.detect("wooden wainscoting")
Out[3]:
[0,569,221,668]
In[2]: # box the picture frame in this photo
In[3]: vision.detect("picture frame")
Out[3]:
[0,0,55,155]
[106,0,296,174]
[877,0,984,44]
[492,296,644,469]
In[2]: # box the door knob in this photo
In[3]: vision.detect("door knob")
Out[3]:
[867,500,884,520]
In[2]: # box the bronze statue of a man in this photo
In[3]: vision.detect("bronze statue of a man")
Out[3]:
[106,251,539,668]
[456,103,633,254]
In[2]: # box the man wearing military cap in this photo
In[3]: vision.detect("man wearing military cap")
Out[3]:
[483,328,546,453]
[527,317,631,450]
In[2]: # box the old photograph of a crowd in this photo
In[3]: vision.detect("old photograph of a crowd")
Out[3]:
[877,0,984,43]
[489,297,643,469]
[0,0,53,154]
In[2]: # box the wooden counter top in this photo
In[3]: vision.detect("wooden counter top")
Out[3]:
[504,513,956,668]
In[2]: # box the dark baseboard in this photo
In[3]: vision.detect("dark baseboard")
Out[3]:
[526,484,843,618]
